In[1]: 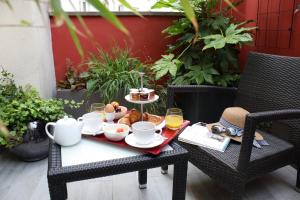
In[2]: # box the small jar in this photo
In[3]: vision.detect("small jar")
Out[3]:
[139,92,149,101]
[148,89,155,99]
[130,91,140,101]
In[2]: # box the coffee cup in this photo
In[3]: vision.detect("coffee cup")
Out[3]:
[78,112,103,132]
[131,121,162,145]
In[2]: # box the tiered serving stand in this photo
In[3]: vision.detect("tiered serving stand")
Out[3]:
[124,72,159,120]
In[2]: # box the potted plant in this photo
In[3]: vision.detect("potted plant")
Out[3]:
[151,0,256,123]
[85,46,167,115]
[0,69,80,161]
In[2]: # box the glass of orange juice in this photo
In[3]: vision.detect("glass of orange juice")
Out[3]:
[165,108,183,130]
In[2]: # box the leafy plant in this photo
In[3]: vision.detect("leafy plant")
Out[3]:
[152,0,256,87]
[152,54,182,80]
[57,59,87,90]
[84,46,167,115]
[0,68,81,148]
[85,46,142,103]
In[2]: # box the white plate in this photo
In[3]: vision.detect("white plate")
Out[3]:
[125,133,165,149]
[125,95,159,104]
[118,120,165,132]
[81,125,104,136]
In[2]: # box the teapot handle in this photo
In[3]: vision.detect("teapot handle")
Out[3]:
[45,122,56,140]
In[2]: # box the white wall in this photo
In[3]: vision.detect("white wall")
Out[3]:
[0,0,56,98]
[61,0,174,12]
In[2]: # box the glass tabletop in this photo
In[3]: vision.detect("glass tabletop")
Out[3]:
[61,138,173,167]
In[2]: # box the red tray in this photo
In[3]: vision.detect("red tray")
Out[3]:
[85,120,190,155]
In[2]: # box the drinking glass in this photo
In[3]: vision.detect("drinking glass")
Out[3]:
[90,103,105,112]
[90,103,105,119]
[165,108,183,130]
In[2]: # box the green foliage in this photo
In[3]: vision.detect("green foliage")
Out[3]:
[152,0,255,87]
[152,54,182,80]
[202,23,256,50]
[84,47,167,115]
[57,59,87,90]
[85,46,142,103]
[0,68,81,148]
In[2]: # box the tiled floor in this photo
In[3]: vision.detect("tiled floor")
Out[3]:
[0,152,299,200]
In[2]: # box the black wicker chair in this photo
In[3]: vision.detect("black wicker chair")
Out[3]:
[165,52,300,199]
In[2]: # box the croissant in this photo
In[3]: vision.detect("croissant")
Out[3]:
[142,112,149,121]
[118,117,131,126]
[129,109,141,123]
[147,114,163,125]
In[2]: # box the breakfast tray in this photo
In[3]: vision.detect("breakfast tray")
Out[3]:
[85,120,190,155]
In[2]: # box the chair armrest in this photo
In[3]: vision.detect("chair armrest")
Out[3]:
[237,109,300,171]
[167,85,237,107]
[247,109,300,123]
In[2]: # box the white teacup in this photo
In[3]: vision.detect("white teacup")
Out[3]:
[132,121,162,145]
[78,112,103,132]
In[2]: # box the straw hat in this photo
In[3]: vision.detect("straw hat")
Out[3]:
[206,107,263,143]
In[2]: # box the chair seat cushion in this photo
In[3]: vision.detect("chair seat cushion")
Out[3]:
[183,130,294,171]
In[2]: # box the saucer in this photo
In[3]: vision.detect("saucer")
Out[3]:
[156,120,166,130]
[125,133,165,149]
[81,125,104,136]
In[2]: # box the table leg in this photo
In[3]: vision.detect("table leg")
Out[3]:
[138,170,147,189]
[161,165,168,174]
[48,180,67,200]
[172,161,188,200]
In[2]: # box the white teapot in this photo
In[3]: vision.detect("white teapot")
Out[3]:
[45,116,84,146]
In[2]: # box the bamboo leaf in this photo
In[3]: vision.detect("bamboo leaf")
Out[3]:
[223,0,238,12]
[118,0,142,17]
[180,0,199,35]
[87,0,129,35]
[0,0,13,9]
[33,0,42,12]
[51,0,84,57]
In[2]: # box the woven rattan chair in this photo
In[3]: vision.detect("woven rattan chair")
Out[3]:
[165,52,300,199]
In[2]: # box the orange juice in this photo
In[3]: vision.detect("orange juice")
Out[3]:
[165,115,183,130]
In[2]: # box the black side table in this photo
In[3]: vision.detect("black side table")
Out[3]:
[47,138,189,200]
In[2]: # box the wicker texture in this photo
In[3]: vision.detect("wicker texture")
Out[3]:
[47,140,189,200]
[167,52,300,199]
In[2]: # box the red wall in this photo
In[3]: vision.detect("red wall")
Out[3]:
[237,0,300,68]
[51,2,300,81]
[50,15,178,81]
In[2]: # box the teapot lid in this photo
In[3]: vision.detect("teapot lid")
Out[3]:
[57,116,77,125]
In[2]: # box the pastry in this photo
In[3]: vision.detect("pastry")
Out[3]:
[130,91,140,101]
[147,114,164,125]
[148,89,155,99]
[111,101,119,109]
[104,104,114,113]
[142,112,149,121]
[118,117,131,126]
[129,109,141,123]
[139,92,149,101]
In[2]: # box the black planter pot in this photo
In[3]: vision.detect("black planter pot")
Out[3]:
[56,89,101,118]
[173,86,237,124]
[10,121,49,162]
[56,89,128,118]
